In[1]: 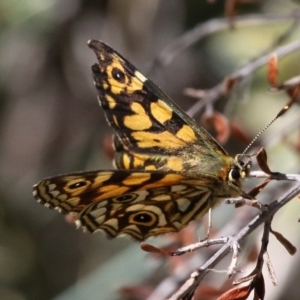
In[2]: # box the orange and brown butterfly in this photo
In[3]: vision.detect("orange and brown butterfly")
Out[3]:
[33,40,252,241]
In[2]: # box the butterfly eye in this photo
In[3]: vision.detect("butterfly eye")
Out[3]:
[130,212,156,226]
[68,181,87,189]
[112,67,126,83]
[229,166,241,181]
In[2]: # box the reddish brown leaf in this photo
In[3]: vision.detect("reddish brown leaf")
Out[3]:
[217,284,252,300]
[140,242,170,255]
[119,284,153,299]
[224,76,239,95]
[247,179,270,198]
[288,82,300,99]
[292,132,300,152]
[267,53,279,88]
[256,148,272,174]
[103,134,115,159]
[276,76,300,118]
[225,0,257,28]
[168,223,198,252]
[194,284,228,299]
[201,111,230,144]
[230,122,253,146]
[283,75,300,99]
[270,228,297,255]
[247,243,259,263]
[225,0,238,28]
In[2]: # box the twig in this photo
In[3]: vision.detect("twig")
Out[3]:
[227,241,240,276]
[148,11,300,70]
[171,237,229,256]
[145,171,299,299]
[225,197,265,211]
[185,39,300,117]
[263,251,277,286]
[249,171,300,182]
[255,217,275,284]
[203,207,212,241]
[167,183,300,300]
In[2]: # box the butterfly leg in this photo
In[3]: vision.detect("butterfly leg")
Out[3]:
[198,207,212,242]
[225,196,266,211]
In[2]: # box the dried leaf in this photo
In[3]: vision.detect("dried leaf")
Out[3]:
[225,0,258,28]
[276,76,300,118]
[119,284,153,299]
[224,76,238,95]
[140,242,170,255]
[270,228,297,255]
[292,131,300,152]
[104,134,115,159]
[256,148,272,174]
[247,243,259,263]
[217,284,252,300]
[169,223,197,248]
[194,285,228,299]
[267,53,278,88]
[225,0,238,28]
[247,179,270,198]
[282,75,300,98]
[231,122,252,146]
[201,111,230,144]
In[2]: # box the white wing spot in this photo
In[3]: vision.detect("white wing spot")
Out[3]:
[134,70,147,83]
[95,215,106,226]
[104,218,119,231]
[48,184,56,191]
[171,185,187,192]
[124,224,142,234]
[176,198,191,212]
[90,207,107,219]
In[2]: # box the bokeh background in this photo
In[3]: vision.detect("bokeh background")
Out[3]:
[1,0,300,299]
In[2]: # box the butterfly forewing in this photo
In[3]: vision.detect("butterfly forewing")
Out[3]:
[88,40,232,175]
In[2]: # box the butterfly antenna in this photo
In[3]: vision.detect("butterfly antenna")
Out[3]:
[242,104,290,154]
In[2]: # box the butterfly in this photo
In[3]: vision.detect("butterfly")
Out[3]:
[33,40,252,241]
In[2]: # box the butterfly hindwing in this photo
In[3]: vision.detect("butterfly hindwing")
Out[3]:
[78,184,214,240]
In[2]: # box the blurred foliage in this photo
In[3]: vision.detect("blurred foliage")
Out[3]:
[0,0,300,299]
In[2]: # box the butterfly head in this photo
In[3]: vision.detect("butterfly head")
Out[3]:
[229,154,252,186]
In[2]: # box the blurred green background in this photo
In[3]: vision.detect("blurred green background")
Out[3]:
[0,1,300,299]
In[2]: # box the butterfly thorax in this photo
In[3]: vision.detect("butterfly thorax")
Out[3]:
[115,142,251,198]
[115,137,250,177]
